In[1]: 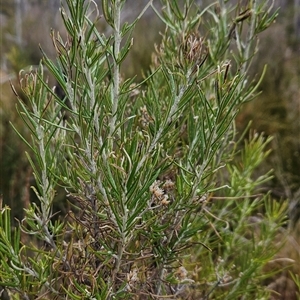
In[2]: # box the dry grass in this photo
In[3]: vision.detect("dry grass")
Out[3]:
[263,221,300,299]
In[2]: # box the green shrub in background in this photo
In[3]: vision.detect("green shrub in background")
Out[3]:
[0,0,289,299]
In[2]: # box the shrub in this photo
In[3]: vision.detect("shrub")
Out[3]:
[0,0,287,299]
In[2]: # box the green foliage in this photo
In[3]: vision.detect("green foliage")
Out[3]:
[0,0,287,299]
[290,272,300,300]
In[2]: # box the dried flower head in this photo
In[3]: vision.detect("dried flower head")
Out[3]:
[126,266,140,292]
[163,179,175,191]
[150,181,164,200]
[176,266,188,281]
[161,194,170,206]
[139,105,153,128]
[181,33,208,71]
[150,180,172,206]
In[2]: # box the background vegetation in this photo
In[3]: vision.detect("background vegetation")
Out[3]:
[0,0,299,299]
